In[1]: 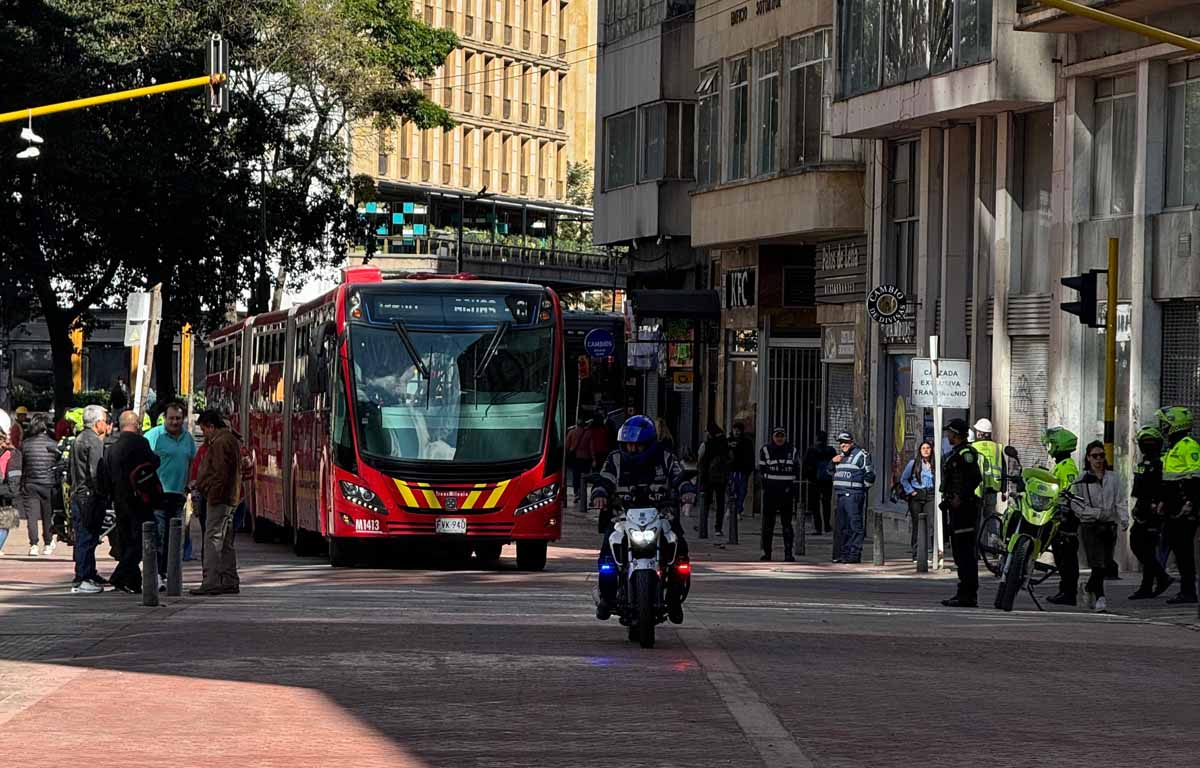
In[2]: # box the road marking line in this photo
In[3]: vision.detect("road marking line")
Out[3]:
[679,617,815,768]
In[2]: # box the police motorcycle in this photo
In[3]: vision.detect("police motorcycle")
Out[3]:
[986,446,1085,612]
[590,471,695,649]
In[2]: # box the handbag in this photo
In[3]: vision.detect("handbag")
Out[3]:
[0,503,20,530]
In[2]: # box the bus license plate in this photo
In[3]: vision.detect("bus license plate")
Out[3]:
[436,518,467,535]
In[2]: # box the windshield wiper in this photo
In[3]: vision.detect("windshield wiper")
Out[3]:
[391,320,430,380]
[474,321,511,381]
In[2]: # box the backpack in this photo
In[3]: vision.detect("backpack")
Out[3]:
[130,461,164,507]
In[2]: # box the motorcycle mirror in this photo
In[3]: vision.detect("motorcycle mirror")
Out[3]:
[1004,446,1020,460]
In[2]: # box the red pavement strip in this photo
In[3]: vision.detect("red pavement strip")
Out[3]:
[1,668,428,768]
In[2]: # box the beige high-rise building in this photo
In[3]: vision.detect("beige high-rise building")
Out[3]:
[352,0,596,204]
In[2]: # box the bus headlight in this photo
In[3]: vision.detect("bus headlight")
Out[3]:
[340,481,387,516]
[516,483,559,516]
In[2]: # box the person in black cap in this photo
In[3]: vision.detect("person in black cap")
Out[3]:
[831,430,874,563]
[758,427,800,561]
[940,418,983,607]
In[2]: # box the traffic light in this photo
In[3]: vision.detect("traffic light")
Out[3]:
[1060,270,1101,328]
[206,33,229,113]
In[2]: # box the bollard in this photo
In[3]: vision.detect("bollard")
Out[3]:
[872,509,885,565]
[728,494,739,546]
[916,508,929,573]
[167,516,184,596]
[141,520,159,607]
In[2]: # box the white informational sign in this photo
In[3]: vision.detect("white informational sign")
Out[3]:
[911,357,972,408]
[1095,301,1132,343]
[124,291,151,347]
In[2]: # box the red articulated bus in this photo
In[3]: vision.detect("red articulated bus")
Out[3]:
[204,266,567,569]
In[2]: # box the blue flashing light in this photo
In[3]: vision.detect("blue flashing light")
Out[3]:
[599,562,616,574]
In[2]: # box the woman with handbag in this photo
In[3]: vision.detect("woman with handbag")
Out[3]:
[0,430,19,554]
[901,441,936,562]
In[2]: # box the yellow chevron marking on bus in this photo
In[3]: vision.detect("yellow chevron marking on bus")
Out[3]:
[422,489,440,508]
[463,491,483,509]
[394,480,419,508]
[484,480,510,508]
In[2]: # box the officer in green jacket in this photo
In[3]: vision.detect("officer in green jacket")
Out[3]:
[1043,426,1081,606]
[971,418,1004,521]
[1157,407,1200,604]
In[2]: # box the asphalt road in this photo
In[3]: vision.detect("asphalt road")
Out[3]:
[2,510,1199,768]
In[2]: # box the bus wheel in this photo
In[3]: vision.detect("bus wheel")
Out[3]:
[329,537,357,568]
[516,541,548,572]
[473,542,503,568]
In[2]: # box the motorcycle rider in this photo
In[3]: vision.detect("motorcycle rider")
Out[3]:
[1157,407,1200,604]
[591,415,697,623]
[1044,426,1082,606]
[1128,425,1173,599]
[940,419,983,608]
[970,418,1004,524]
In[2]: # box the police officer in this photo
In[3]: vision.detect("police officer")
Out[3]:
[940,419,983,608]
[1157,407,1200,605]
[591,415,696,622]
[831,431,874,564]
[971,418,1004,523]
[1129,424,1173,600]
[1043,426,1081,606]
[759,427,799,562]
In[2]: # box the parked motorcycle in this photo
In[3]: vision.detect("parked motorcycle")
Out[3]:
[991,446,1082,612]
[591,472,693,649]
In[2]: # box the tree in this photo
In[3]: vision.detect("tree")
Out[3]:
[0,0,457,413]
[559,161,593,244]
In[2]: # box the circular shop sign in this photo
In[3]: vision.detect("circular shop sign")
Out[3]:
[866,284,908,324]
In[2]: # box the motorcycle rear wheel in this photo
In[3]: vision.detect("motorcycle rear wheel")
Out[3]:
[1000,537,1035,612]
[634,569,657,649]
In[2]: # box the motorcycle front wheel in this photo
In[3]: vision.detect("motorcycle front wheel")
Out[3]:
[634,569,658,649]
[1000,537,1035,612]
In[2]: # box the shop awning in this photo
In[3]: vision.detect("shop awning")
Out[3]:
[628,290,721,320]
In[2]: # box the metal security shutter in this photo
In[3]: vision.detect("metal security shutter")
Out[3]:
[1162,301,1200,415]
[767,345,822,446]
[826,363,854,438]
[1008,337,1049,466]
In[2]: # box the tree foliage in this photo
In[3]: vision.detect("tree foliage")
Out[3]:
[0,0,457,412]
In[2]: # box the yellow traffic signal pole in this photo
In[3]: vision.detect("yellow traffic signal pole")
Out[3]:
[1033,0,1200,54]
[0,73,226,125]
[1104,239,1118,465]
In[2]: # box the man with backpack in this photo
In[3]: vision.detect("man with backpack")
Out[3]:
[101,410,161,593]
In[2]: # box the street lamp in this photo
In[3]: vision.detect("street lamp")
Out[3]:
[457,186,496,274]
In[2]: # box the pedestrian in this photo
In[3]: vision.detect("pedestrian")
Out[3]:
[566,417,590,510]
[1043,427,1082,606]
[831,431,874,564]
[110,377,130,413]
[145,402,197,590]
[759,427,799,561]
[802,430,836,535]
[587,411,611,471]
[0,431,19,555]
[697,423,731,538]
[939,419,982,607]
[1156,407,1200,604]
[970,419,1004,524]
[1128,425,1173,599]
[1072,441,1127,613]
[902,440,936,562]
[101,410,161,593]
[191,410,242,596]
[655,418,676,456]
[16,413,58,556]
[728,422,756,524]
[68,405,110,594]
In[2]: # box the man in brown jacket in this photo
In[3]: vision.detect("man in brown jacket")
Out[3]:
[190,410,241,596]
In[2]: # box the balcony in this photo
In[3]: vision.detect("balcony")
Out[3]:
[401,158,411,177]
[538,179,546,198]
[541,34,549,55]
[421,161,431,182]
[485,95,493,115]
[501,174,510,193]
[523,30,531,49]
[443,163,452,183]
[504,100,512,119]
[443,87,453,106]
[559,37,566,56]
[464,92,474,112]
[486,20,494,39]
[557,110,565,130]
[521,103,529,122]
[463,166,473,187]
[539,106,547,127]
[445,9,454,29]
[465,15,474,36]
[505,25,513,45]
[521,177,529,195]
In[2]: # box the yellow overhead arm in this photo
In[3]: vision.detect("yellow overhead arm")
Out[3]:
[0,73,226,125]
[1034,0,1200,54]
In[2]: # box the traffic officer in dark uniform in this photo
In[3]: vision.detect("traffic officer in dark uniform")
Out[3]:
[1129,425,1173,599]
[940,418,983,608]
[758,427,800,562]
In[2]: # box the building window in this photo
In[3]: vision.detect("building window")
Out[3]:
[639,101,694,182]
[1092,74,1135,218]
[604,110,636,189]
[641,102,667,181]
[789,29,829,166]
[697,67,720,186]
[1166,61,1200,208]
[839,0,991,98]
[783,264,815,307]
[728,56,750,181]
[889,139,920,296]
[755,46,780,175]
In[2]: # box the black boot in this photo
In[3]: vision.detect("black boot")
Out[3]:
[1046,592,1077,606]
[1166,592,1198,605]
[941,596,977,608]
[1153,575,1175,597]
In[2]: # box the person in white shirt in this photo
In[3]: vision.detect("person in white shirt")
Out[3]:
[1072,440,1129,612]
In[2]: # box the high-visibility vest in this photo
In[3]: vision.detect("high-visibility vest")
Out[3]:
[973,440,1004,496]
[1162,436,1200,483]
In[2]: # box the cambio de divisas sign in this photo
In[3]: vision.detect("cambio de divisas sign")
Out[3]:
[911,358,971,409]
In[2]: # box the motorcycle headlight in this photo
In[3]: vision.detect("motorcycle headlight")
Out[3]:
[516,483,559,516]
[627,529,657,548]
[340,480,388,516]
[1028,492,1054,512]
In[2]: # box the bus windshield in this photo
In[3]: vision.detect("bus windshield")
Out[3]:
[349,322,554,463]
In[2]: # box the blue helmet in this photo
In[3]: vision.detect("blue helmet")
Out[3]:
[617,415,656,446]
